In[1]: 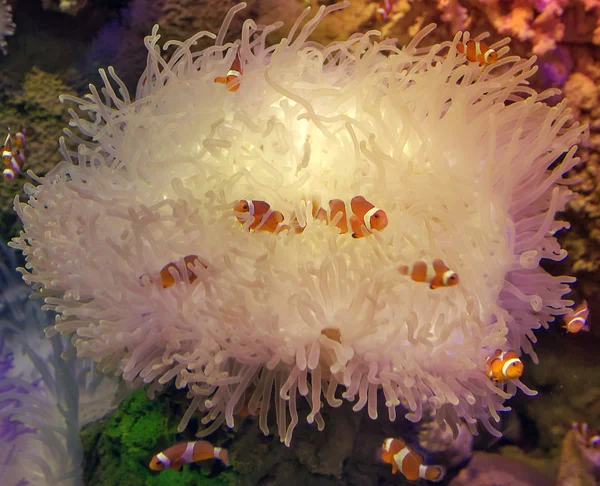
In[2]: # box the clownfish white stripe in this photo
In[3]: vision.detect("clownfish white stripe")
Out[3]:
[425,264,437,284]
[182,442,196,463]
[484,49,494,63]
[501,358,521,378]
[384,438,394,451]
[363,206,380,231]
[418,464,428,480]
[570,317,586,326]
[213,446,223,459]
[441,270,455,285]
[227,69,241,77]
[254,208,273,231]
[157,452,171,468]
[246,200,255,216]
[393,447,411,466]
[475,42,482,59]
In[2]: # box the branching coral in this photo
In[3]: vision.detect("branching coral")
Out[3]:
[11,2,587,446]
[0,243,118,485]
[477,0,600,55]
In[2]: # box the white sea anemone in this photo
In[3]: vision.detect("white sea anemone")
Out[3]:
[11,2,586,445]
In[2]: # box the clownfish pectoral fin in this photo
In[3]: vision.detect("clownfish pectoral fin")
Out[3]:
[391,462,399,475]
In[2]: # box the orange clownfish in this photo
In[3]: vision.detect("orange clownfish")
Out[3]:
[149,440,229,472]
[1,129,27,181]
[375,0,394,23]
[380,438,446,482]
[349,196,388,238]
[234,199,285,233]
[159,254,207,288]
[486,349,523,382]
[457,40,498,65]
[572,422,600,450]
[397,259,459,289]
[215,54,243,92]
[563,301,589,333]
[304,198,348,234]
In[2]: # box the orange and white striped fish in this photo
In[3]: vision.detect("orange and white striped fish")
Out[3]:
[149,440,229,472]
[397,259,459,289]
[375,0,394,23]
[349,196,388,238]
[457,40,498,65]
[563,301,589,333]
[234,199,285,233]
[1,129,27,181]
[572,422,600,450]
[486,349,523,382]
[215,54,243,92]
[380,438,446,482]
[310,198,349,234]
[158,254,207,288]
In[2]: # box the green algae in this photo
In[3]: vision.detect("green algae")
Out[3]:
[81,388,238,486]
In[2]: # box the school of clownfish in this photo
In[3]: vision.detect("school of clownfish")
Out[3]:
[141,33,595,483]
[0,128,28,181]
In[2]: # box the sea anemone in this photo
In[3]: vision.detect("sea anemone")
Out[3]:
[11,2,586,445]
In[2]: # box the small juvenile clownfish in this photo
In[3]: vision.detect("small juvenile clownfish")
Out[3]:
[349,195,388,238]
[486,349,523,382]
[457,40,498,65]
[572,422,600,450]
[149,440,229,472]
[375,0,394,23]
[380,437,446,482]
[1,133,13,165]
[1,129,28,181]
[215,54,243,92]
[563,301,589,333]
[397,259,459,289]
[234,199,285,233]
[159,254,207,288]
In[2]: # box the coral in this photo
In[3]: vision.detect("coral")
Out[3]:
[0,243,118,486]
[556,426,600,486]
[0,0,15,55]
[449,451,553,485]
[11,1,587,450]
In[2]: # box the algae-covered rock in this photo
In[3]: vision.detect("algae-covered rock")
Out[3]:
[81,388,237,486]
[0,67,76,242]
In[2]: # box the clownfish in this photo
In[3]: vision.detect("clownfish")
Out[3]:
[1,129,27,181]
[563,301,589,333]
[349,196,388,238]
[486,349,523,382]
[457,40,498,65]
[215,54,243,92]
[375,0,394,23]
[234,199,285,233]
[397,259,459,289]
[308,198,349,234]
[149,440,229,472]
[572,422,600,449]
[380,437,446,482]
[158,254,207,288]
